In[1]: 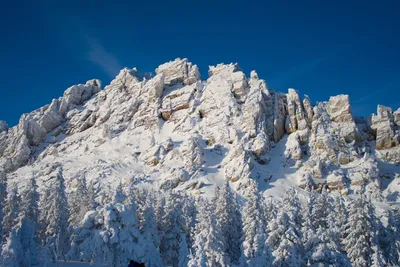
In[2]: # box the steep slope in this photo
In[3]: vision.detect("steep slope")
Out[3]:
[0,58,399,202]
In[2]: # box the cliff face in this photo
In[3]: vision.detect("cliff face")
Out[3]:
[1,58,399,200]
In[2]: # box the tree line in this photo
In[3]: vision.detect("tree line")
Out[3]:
[0,167,399,267]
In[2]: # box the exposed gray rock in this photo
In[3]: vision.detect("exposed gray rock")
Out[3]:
[39,99,62,132]
[272,91,287,143]
[59,79,101,116]
[394,108,400,127]
[328,94,353,123]
[285,88,307,134]
[326,170,346,190]
[0,121,8,133]
[155,58,200,86]
[160,82,198,120]
[370,105,395,150]
[251,133,269,156]
[303,95,314,127]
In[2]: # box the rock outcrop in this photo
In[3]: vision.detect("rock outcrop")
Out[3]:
[370,105,397,150]
[285,89,308,134]
[0,57,399,201]
[0,121,8,133]
[155,58,200,86]
[0,79,101,171]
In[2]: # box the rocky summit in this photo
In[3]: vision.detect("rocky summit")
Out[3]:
[1,58,399,200]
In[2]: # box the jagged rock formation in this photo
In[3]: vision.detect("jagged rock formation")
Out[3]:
[1,58,399,200]
[0,80,101,172]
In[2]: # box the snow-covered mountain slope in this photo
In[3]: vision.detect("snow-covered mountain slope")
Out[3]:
[1,58,399,201]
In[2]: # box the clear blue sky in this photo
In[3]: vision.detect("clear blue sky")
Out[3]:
[1,0,399,126]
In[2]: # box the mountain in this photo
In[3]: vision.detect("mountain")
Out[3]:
[0,58,399,202]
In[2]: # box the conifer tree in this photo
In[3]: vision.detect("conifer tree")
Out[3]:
[214,181,243,265]
[178,233,190,267]
[266,187,303,266]
[188,198,228,267]
[160,192,185,266]
[0,230,22,267]
[68,173,90,226]
[140,191,163,266]
[68,184,143,266]
[242,181,270,266]
[343,194,386,267]
[333,193,348,243]
[19,174,40,266]
[386,208,400,266]
[2,185,21,241]
[39,166,70,260]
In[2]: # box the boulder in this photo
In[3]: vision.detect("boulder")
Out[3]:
[39,99,62,132]
[285,89,307,134]
[159,168,189,190]
[140,138,174,166]
[208,63,241,77]
[284,133,302,161]
[160,83,198,120]
[328,95,353,123]
[230,71,248,99]
[21,117,47,146]
[59,79,101,116]
[348,154,379,186]
[251,133,269,156]
[326,170,346,190]
[155,58,200,86]
[370,105,395,150]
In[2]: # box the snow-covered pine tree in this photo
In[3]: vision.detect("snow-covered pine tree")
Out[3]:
[367,197,387,267]
[178,233,190,267]
[188,246,208,267]
[366,179,384,202]
[39,166,70,260]
[188,198,228,267]
[343,194,386,267]
[232,191,244,265]
[2,184,21,242]
[241,180,270,266]
[181,193,197,249]
[154,192,166,256]
[18,174,40,266]
[139,191,163,267]
[0,169,7,244]
[160,192,185,266]
[68,184,143,266]
[87,179,99,210]
[213,181,243,265]
[130,187,150,233]
[333,193,348,243]
[305,224,351,267]
[266,186,303,266]
[0,230,22,267]
[261,195,277,229]
[302,186,317,246]
[386,207,400,266]
[312,185,330,230]
[100,182,113,205]
[68,173,90,227]
[304,192,351,267]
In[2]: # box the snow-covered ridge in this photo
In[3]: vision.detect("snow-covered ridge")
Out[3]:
[0,58,399,201]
